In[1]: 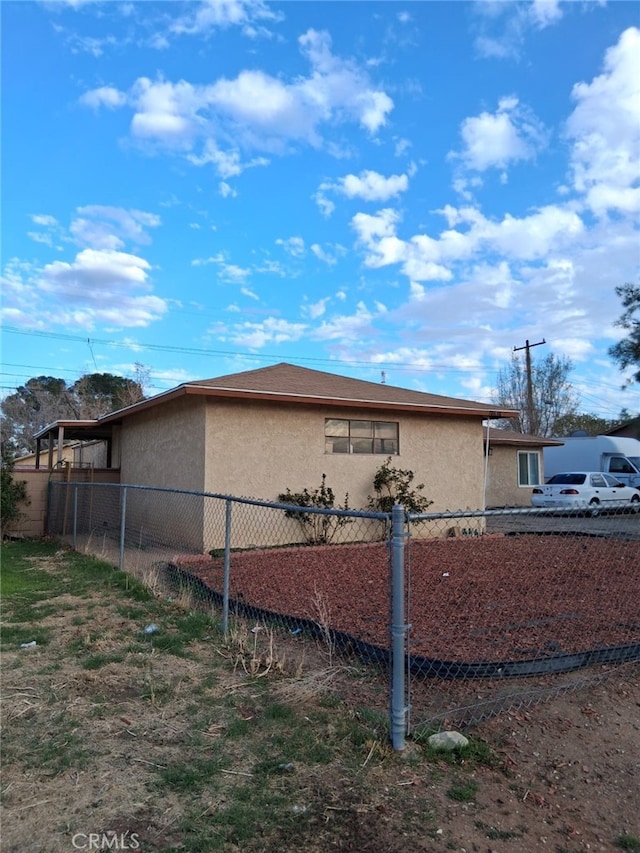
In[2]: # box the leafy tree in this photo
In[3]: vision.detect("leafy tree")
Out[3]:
[609,283,640,384]
[278,474,351,545]
[72,372,145,418]
[0,377,78,457]
[552,412,621,437]
[0,452,30,528]
[0,370,147,457]
[367,457,432,514]
[492,352,579,436]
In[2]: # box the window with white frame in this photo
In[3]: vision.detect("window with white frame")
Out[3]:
[518,451,541,486]
[325,418,399,455]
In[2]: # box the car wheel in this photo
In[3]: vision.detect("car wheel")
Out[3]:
[631,495,640,514]
[588,500,601,518]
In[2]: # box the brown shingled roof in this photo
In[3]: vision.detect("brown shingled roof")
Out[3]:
[182,362,516,417]
[484,428,564,447]
[90,361,518,424]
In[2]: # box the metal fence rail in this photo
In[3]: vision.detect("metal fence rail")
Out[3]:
[48,481,640,750]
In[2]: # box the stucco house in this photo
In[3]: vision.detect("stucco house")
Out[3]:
[35,362,518,548]
[483,428,564,508]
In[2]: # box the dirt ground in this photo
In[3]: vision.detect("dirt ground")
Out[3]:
[1,548,639,853]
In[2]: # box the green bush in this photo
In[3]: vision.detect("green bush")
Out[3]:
[0,455,30,529]
[367,456,432,514]
[278,474,351,545]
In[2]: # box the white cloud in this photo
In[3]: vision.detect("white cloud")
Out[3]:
[188,140,268,178]
[79,29,393,178]
[352,201,586,284]
[240,286,259,300]
[192,253,225,267]
[529,0,563,29]
[127,77,201,148]
[311,243,336,266]
[170,0,279,38]
[473,1,564,60]
[352,207,401,245]
[394,137,411,157]
[27,213,63,249]
[255,259,287,276]
[41,249,150,292]
[2,249,167,331]
[66,33,118,57]
[302,297,329,319]
[219,181,238,198]
[70,206,161,250]
[565,27,640,216]
[219,263,251,283]
[311,301,377,343]
[313,187,336,218]
[311,244,338,266]
[276,236,305,257]
[220,316,307,348]
[31,214,58,227]
[323,169,410,205]
[453,96,548,172]
[79,86,127,110]
[28,231,56,247]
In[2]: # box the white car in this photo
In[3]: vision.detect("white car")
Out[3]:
[531,471,640,516]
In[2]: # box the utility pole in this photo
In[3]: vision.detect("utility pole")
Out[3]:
[513,338,546,434]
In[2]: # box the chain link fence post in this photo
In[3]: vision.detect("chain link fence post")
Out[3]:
[222,498,232,636]
[390,503,408,751]
[119,486,127,571]
[72,485,78,551]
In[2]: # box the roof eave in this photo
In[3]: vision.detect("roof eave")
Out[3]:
[33,419,100,440]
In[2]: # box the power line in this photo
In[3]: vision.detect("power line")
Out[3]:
[0,325,500,376]
[2,326,638,412]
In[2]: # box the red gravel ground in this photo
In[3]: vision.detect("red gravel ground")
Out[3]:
[178,534,640,665]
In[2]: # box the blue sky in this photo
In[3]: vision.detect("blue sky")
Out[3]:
[1,0,639,419]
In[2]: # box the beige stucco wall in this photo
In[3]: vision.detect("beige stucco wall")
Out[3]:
[120,396,206,490]
[198,398,486,548]
[203,399,484,508]
[8,467,120,538]
[118,396,208,552]
[485,445,542,507]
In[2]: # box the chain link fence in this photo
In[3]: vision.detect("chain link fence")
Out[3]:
[47,482,640,749]
[405,506,640,740]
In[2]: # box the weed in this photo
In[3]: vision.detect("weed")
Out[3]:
[264,702,296,723]
[616,835,640,852]
[160,755,223,793]
[82,652,125,670]
[23,715,90,777]
[447,777,478,802]
[226,717,251,738]
[223,624,286,677]
[473,820,527,840]
[312,584,335,665]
